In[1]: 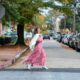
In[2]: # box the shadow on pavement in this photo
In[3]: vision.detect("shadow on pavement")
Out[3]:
[1,68,80,73]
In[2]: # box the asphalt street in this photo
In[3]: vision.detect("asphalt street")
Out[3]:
[1,38,80,80]
[1,69,80,80]
[43,39,80,68]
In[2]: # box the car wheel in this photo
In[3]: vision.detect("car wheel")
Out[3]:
[75,44,79,52]
[68,42,69,46]
[68,43,71,47]
[70,43,72,47]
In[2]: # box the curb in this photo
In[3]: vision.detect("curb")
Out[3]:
[15,47,29,60]
[0,47,29,69]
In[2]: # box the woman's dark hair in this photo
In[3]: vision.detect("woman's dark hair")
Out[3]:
[34,27,40,34]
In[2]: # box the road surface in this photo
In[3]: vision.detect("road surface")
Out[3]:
[1,38,80,80]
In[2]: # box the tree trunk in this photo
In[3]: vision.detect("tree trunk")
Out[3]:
[35,15,37,26]
[16,23,25,46]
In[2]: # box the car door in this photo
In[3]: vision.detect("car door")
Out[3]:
[77,34,80,48]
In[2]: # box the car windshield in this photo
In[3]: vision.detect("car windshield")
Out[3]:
[44,34,48,35]
[66,34,71,38]
[4,32,17,36]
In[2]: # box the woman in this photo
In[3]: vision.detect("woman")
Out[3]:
[23,27,48,69]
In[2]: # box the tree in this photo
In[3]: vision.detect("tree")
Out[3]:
[60,16,73,30]
[1,0,45,45]
[0,0,73,45]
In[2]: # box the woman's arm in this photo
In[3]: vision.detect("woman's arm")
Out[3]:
[29,34,39,50]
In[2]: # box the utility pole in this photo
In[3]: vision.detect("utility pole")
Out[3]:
[35,15,38,26]
[64,16,66,30]
[66,0,79,34]
[73,2,76,34]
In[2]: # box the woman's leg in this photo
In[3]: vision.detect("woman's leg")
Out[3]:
[27,64,31,70]
[42,65,48,69]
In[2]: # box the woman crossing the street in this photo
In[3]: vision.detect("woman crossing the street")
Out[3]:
[23,27,48,70]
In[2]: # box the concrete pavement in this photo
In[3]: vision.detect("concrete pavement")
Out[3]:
[0,45,26,68]
[8,38,80,68]
[43,39,80,68]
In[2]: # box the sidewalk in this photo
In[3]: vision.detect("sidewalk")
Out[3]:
[8,49,30,69]
[0,45,27,69]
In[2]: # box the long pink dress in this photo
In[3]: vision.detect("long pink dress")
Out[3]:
[23,35,46,66]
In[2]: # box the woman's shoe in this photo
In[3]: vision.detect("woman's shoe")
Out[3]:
[42,66,48,69]
[27,64,31,70]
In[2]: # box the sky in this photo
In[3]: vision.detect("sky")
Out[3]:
[40,7,52,16]
[40,0,62,16]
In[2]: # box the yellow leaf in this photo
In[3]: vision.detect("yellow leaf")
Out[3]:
[65,0,69,4]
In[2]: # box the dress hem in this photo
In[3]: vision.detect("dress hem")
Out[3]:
[23,62,45,66]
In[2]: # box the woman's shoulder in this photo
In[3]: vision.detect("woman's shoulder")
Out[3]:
[35,33,42,37]
[39,34,43,38]
[35,33,40,36]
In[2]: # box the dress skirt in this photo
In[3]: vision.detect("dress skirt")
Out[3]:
[23,35,46,66]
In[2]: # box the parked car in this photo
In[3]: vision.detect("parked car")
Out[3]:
[57,34,65,42]
[74,33,80,51]
[0,37,5,45]
[62,34,72,44]
[4,32,17,40]
[68,35,76,48]
[49,32,54,36]
[62,34,67,44]
[43,34,50,40]
[24,32,32,39]
[53,33,60,40]
[0,32,17,45]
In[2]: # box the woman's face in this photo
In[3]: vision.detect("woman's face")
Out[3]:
[37,28,40,33]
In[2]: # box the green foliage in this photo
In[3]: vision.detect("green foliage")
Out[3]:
[0,0,73,25]
[55,0,74,3]
[11,38,17,44]
[0,59,8,61]
[60,16,73,29]
[1,0,45,24]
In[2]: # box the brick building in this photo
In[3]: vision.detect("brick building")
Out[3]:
[0,23,6,35]
[0,23,2,34]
